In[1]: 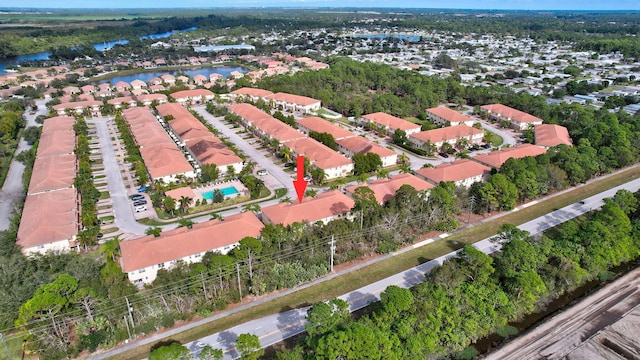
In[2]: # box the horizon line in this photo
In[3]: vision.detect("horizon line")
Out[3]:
[2,7,640,11]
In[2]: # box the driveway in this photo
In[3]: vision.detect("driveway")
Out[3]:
[0,99,47,231]
[89,117,164,236]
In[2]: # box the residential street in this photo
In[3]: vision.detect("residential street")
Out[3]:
[0,99,46,231]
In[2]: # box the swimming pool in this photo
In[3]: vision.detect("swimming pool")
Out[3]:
[202,186,239,200]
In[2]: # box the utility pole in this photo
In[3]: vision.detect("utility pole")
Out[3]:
[236,263,242,302]
[329,235,336,273]
[124,315,132,341]
[467,195,476,224]
[125,296,134,331]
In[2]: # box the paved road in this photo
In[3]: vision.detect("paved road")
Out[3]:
[0,99,46,231]
[176,177,640,360]
[89,117,159,235]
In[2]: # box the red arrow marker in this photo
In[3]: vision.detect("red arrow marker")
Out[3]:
[293,155,308,203]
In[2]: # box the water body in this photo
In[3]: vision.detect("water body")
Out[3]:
[101,66,248,85]
[352,34,422,42]
[0,27,197,75]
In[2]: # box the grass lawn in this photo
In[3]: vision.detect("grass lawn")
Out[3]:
[106,165,640,360]
[489,131,504,146]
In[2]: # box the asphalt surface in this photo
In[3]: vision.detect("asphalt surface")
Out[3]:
[87,175,640,360]
[89,117,160,235]
[0,99,46,231]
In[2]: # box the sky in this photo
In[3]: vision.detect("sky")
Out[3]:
[3,0,639,10]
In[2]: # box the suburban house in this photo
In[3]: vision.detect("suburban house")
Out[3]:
[408,125,484,150]
[264,92,322,113]
[335,136,398,167]
[296,116,356,140]
[426,107,476,126]
[27,153,76,195]
[170,89,215,105]
[17,188,80,256]
[114,81,131,93]
[535,124,573,148]
[130,79,147,90]
[361,112,421,136]
[481,104,544,130]
[120,212,264,284]
[160,74,176,85]
[285,138,354,180]
[345,173,434,204]
[471,144,547,169]
[261,190,355,226]
[36,116,76,158]
[414,159,492,188]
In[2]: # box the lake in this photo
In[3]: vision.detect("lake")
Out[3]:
[101,66,248,85]
[0,27,198,75]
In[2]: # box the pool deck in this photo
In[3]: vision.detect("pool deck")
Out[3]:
[193,179,248,202]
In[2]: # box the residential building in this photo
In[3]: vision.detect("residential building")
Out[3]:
[285,138,354,180]
[120,212,264,284]
[335,136,398,167]
[52,101,103,116]
[408,125,484,150]
[471,144,547,169]
[170,89,215,105]
[17,188,79,256]
[535,124,573,148]
[345,173,434,204]
[261,190,354,226]
[361,112,421,136]
[414,159,492,188]
[296,116,356,140]
[481,104,544,130]
[230,87,274,102]
[107,94,167,108]
[264,92,322,113]
[139,144,195,183]
[426,107,476,126]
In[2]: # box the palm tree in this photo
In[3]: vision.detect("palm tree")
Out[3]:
[357,173,369,184]
[145,227,162,237]
[178,195,192,214]
[210,213,224,221]
[279,196,292,203]
[305,189,318,198]
[377,168,390,179]
[99,236,120,263]
[399,163,412,174]
[177,218,195,229]
[242,203,261,213]
[280,147,292,162]
[163,196,176,216]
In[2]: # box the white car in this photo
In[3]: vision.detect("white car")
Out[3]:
[134,205,147,213]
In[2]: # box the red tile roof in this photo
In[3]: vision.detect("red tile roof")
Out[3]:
[120,212,264,273]
[335,136,397,158]
[286,138,352,170]
[471,144,547,168]
[170,89,214,100]
[17,188,78,249]
[362,112,421,132]
[28,153,76,194]
[414,159,491,184]
[481,104,543,124]
[227,103,272,122]
[139,144,194,179]
[296,117,356,140]
[261,190,354,226]
[185,137,243,167]
[107,94,167,105]
[231,87,274,97]
[426,107,474,124]
[265,92,321,106]
[345,173,434,203]
[410,125,484,143]
[535,124,572,147]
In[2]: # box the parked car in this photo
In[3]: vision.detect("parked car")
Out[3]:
[481,143,491,149]
[133,200,147,206]
[257,169,267,176]
[137,185,147,193]
[130,194,144,201]
[284,162,294,168]
[134,205,147,213]
[439,152,449,158]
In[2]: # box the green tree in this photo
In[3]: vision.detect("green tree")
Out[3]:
[231,237,262,281]
[200,345,224,360]
[392,129,407,146]
[145,227,162,238]
[305,298,350,341]
[149,341,191,360]
[379,285,414,318]
[200,163,220,182]
[235,333,263,360]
